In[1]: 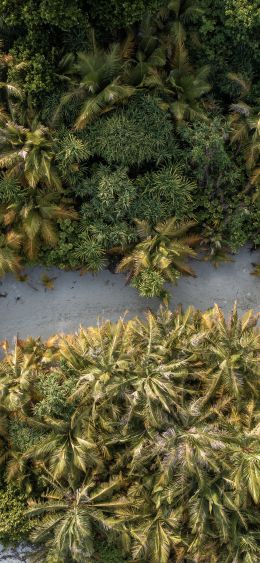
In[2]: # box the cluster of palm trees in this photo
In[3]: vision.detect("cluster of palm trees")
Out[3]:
[0,12,209,282]
[0,304,259,562]
[228,73,260,191]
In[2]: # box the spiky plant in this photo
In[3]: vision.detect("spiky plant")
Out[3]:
[27,477,127,563]
[26,409,103,487]
[73,234,107,273]
[0,190,77,260]
[145,41,211,123]
[0,117,62,190]
[117,217,200,298]
[56,40,136,130]
[0,231,21,276]
[228,73,260,187]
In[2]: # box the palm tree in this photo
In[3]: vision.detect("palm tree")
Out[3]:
[129,487,183,563]
[26,410,103,487]
[124,18,166,87]
[141,3,211,125]
[56,40,136,130]
[0,117,62,189]
[196,304,260,407]
[166,44,211,122]
[146,41,211,123]
[0,190,77,259]
[0,404,9,466]
[0,338,42,412]
[0,306,259,562]
[228,73,260,187]
[0,231,21,276]
[117,217,199,298]
[0,47,26,120]
[159,0,203,46]
[62,319,134,433]
[27,477,128,563]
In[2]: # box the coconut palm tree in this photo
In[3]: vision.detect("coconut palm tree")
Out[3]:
[124,18,166,87]
[0,230,21,276]
[228,73,260,187]
[166,44,211,122]
[158,0,203,52]
[196,304,260,407]
[0,338,43,412]
[128,484,183,563]
[26,410,103,487]
[117,217,199,298]
[145,41,211,123]
[0,47,26,120]
[0,190,77,259]
[27,477,128,563]
[0,117,62,190]
[56,40,136,130]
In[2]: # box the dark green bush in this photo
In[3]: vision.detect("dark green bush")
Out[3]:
[0,484,33,545]
[95,541,127,562]
[87,95,178,168]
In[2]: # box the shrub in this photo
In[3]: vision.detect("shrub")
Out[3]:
[87,95,178,168]
[0,484,33,545]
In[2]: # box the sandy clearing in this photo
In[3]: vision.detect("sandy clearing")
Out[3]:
[0,245,259,345]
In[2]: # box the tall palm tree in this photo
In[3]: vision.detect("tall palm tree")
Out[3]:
[129,484,183,563]
[0,47,26,120]
[28,477,128,563]
[26,410,103,487]
[124,18,166,87]
[166,43,211,122]
[0,338,42,412]
[56,40,136,130]
[0,117,62,189]
[0,190,77,259]
[228,73,260,187]
[146,42,211,123]
[0,230,21,276]
[159,0,203,47]
[117,217,199,298]
[196,304,260,406]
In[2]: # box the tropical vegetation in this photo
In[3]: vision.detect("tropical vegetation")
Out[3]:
[0,0,258,298]
[0,304,259,561]
[0,3,259,561]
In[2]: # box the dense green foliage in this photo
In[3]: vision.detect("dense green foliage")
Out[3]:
[0,3,259,560]
[0,305,259,561]
[0,483,34,544]
[0,0,259,296]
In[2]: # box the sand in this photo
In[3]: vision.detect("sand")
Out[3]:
[0,246,259,345]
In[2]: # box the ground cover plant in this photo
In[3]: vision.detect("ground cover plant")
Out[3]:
[0,304,259,562]
[0,0,258,298]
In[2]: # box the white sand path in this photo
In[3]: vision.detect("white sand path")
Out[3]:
[0,246,259,345]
